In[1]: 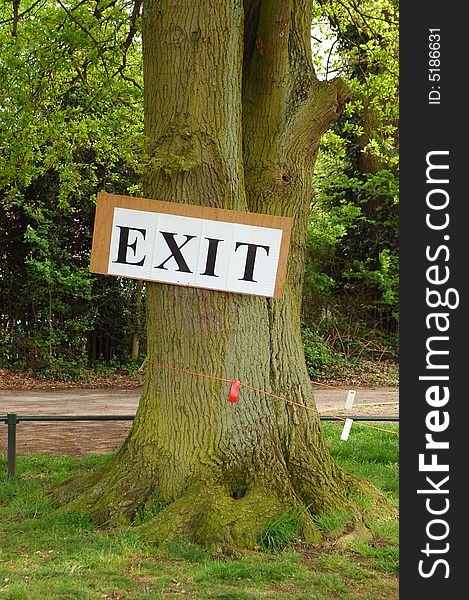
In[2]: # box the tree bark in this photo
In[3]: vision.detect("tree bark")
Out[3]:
[131,280,143,359]
[54,0,389,551]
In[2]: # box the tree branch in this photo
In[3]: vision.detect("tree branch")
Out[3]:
[56,0,110,79]
[12,0,20,36]
[242,0,294,165]
[112,0,142,89]
[122,0,142,55]
[285,76,352,162]
[0,0,44,28]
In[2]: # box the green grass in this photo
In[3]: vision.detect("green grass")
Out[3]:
[259,508,303,551]
[0,424,398,599]
[322,422,399,503]
[312,508,355,534]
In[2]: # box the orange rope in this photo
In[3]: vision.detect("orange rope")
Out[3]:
[239,381,317,411]
[312,381,399,395]
[330,416,399,435]
[146,358,399,435]
[147,359,232,383]
[358,422,399,435]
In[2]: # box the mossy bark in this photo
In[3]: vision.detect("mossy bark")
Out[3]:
[54,0,390,549]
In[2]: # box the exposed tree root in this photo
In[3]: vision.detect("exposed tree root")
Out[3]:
[51,450,394,553]
[51,445,159,526]
[136,481,321,552]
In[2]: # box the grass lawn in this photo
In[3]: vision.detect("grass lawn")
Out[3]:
[0,423,399,599]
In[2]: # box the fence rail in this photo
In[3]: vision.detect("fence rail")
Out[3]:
[1,412,399,479]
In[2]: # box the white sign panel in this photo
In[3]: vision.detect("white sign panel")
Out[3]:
[107,208,283,298]
[90,193,292,299]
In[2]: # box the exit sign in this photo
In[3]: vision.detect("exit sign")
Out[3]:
[90,193,292,298]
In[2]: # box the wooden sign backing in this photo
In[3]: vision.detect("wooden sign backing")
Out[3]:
[90,192,292,299]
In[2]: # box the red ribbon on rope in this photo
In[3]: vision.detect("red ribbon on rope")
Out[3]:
[228,380,241,403]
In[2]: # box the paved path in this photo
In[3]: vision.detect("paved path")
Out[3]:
[0,386,398,456]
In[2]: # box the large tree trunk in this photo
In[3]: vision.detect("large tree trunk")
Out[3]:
[131,280,143,359]
[55,0,387,550]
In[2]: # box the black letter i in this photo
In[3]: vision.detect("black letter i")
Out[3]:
[201,238,223,277]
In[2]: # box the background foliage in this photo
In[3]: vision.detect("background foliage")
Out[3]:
[0,0,398,380]
[0,0,144,378]
[303,0,399,377]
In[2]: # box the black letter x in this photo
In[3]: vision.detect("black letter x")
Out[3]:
[155,232,196,273]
